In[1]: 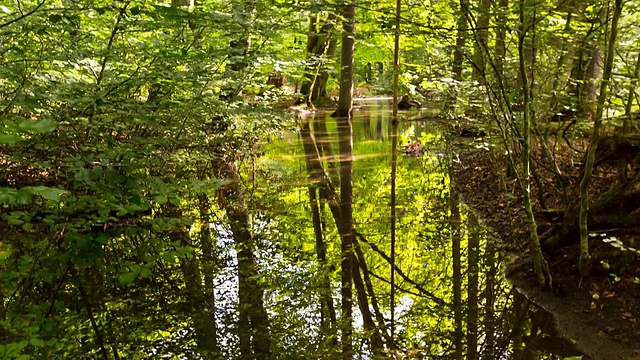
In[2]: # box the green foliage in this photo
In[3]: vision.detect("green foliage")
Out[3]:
[3,0,640,357]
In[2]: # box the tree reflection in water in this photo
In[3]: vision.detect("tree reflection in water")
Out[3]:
[255,100,582,359]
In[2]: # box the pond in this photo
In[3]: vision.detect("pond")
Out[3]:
[245,99,584,359]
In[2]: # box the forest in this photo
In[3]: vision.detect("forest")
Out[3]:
[1,0,640,359]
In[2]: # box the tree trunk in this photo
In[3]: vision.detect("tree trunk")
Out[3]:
[353,240,390,347]
[301,11,337,105]
[337,115,354,359]
[352,260,384,356]
[494,0,508,79]
[166,202,220,359]
[518,0,551,288]
[308,174,337,341]
[220,1,255,99]
[390,0,401,348]
[450,190,463,360]
[472,0,491,83]
[217,161,271,360]
[452,1,468,81]
[549,11,575,113]
[334,2,356,118]
[467,213,479,360]
[578,0,623,278]
[483,242,496,358]
[580,42,604,118]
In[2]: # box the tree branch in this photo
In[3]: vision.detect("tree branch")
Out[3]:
[0,1,46,29]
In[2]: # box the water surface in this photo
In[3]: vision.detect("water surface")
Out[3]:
[255,100,581,359]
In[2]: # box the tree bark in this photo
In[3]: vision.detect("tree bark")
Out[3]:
[337,115,354,359]
[472,0,491,83]
[452,1,468,81]
[467,213,479,360]
[518,0,551,288]
[450,189,463,360]
[217,161,271,360]
[353,240,390,347]
[352,260,384,356]
[494,0,508,79]
[483,242,496,358]
[166,202,220,359]
[301,11,337,105]
[578,0,623,278]
[334,2,356,118]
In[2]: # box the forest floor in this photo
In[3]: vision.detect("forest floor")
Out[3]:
[452,142,640,360]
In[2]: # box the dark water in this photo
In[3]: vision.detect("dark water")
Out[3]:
[259,100,581,359]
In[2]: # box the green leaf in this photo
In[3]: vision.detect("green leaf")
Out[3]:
[140,267,152,278]
[17,119,57,134]
[154,195,168,205]
[4,340,28,357]
[0,247,11,261]
[26,186,67,201]
[0,134,22,144]
[48,14,63,23]
[30,338,45,347]
[118,268,140,286]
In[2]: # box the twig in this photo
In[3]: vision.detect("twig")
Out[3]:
[0,1,46,29]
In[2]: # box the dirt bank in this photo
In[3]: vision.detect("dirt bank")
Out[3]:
[452,148,640,360]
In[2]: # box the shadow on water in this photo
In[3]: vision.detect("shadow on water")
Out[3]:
[260,100,582,359]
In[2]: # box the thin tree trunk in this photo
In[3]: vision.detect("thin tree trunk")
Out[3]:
[472,0,491,83]
[337,115,354,359]
[78,279,110,360]
[453,1,468,81]
[617,51,640,183]
[578,0,623,278]
[218,161,271,360]
[483,242,496,358]
[450,189,463,360]
[518,0,551,288]
[311,16,338,102]
[166,202,220,359]
[390,0,401,347]
[581,42,604,119]
[549,11,574,112]
[198,195,221,358]
[309,185,337,339]
[301,12,337,105]
[622,51,640,133]
[494,0,508,79]
[352,261,384,356]
[334,2,356,118]
[353,240,390,346]
[300,11,320,98]
[467,213,479,360]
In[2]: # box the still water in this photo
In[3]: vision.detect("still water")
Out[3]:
[252,100,581,359]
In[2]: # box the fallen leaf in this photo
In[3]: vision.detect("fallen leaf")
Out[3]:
[622,312,634,319]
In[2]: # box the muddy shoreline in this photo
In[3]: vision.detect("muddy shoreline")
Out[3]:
[452,148,640,360]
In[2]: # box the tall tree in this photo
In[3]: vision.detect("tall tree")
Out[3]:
[334,2,356,118]
[450,190,463,360]
[337,115,355,359]
[518,0,551,287]
[578,0,624,278]
[216,160,272,360]
[452,1,469,81]
[467,213,479,360]
[472,0,491,83]
[301,9,337,106]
